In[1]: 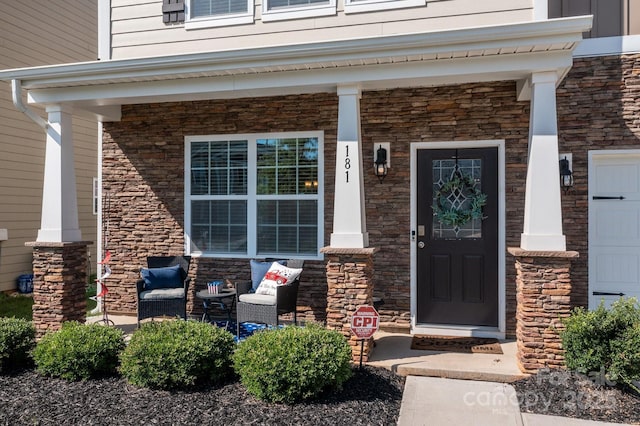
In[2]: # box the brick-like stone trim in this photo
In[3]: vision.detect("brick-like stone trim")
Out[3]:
[508,247,579,373]
[27,241,91,338]
[322,247,378,363]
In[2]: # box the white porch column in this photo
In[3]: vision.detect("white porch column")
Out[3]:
[520,72,566,251]
[37,105,82,242]
[330,84,369,248]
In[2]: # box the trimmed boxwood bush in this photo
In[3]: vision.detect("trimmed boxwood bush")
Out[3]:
[33,321,125,381]
[233,323,353,403]
[119,320,235,390]
[0,317,35,373]
[561,297,640,388]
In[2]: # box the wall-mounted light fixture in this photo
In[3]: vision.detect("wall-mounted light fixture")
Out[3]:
[559,153,573,193]
[373,143,390,183]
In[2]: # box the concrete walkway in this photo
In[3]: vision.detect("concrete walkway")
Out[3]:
[368,331,630,426]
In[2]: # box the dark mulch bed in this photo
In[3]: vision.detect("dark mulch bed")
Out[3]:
[513,368,640,425]
[0,366,404,426]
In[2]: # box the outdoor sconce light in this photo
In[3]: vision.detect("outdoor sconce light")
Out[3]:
[374,143,390,183]
[559,154,574,193]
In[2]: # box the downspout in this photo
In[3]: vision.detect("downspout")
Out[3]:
[11,79,48,130]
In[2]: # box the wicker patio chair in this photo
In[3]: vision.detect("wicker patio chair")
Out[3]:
[236,259,303,339]
[136,256,191,327]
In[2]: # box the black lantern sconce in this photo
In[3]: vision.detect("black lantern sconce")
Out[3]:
[559,154,574,193]
[373,143,390,183]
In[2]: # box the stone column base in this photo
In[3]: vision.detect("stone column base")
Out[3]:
[321,247,377,363]
[508,247,579,374]
[26,241,92,338]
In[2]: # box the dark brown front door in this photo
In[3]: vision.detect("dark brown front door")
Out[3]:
[416,147,498,327]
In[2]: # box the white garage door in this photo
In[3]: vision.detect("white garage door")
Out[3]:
[589,151,640,309]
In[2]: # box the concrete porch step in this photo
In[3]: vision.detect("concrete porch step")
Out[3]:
[367,331,527,383]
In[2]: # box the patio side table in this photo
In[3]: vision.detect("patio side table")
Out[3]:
[196,289,236,329]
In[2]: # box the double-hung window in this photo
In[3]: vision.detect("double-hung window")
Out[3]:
[186,0,253,28]
[185,132,323,259]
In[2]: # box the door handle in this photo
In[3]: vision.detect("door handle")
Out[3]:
[418,241,425,249]
[592,196,625,200]
[593,291,625,296]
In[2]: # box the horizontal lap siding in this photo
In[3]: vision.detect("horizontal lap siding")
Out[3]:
[110,0,532,59]
[0,1,98,292]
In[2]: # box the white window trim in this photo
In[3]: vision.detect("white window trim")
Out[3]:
[184,131,324,260]
[185,0,254,29]
[344,0,425,14]
[261,0,336,22]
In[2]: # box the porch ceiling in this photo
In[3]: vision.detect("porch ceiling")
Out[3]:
[0,16,592,122]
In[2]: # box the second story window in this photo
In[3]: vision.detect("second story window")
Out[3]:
[262,0,336,22]
[187,0,254,28]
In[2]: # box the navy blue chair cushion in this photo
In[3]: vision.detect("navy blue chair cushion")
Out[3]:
[141,264,182,290]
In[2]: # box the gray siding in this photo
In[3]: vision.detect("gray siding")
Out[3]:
[549,0,640,37]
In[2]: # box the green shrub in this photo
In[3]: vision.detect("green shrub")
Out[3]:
[561,297,640,387]
[0,317,35,373]
[119,320,235,390]
[608,323,640,386]
[233,323,353,403]
[33,321,125,381]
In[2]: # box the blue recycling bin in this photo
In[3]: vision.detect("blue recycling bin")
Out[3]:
[17,274,34,294]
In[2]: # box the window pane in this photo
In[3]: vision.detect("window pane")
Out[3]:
[256,137,318,195]
[268,0,328,9]
[257,200,317,255]
[431,158,483,240]
[192,140,247,196]
[191,142,209,168]
[191,170,209,195]
[299,227,317,253]
[192,0,247,17]
[191,200,247,254]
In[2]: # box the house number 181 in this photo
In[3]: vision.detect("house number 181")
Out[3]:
[345,145,351,183]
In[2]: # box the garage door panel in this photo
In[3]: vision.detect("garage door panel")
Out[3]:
[594,164,640,195]
[593,204,640,245]
[594,252,640,284]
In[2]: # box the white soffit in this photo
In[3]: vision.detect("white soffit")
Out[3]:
[0,16,592,119]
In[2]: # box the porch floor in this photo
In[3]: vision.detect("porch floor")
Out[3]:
[368,330,526,383]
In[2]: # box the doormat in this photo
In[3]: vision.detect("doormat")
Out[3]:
[410,335,503,354]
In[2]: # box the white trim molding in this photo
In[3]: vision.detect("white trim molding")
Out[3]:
[344,0,425,14]
[574,35,640,57]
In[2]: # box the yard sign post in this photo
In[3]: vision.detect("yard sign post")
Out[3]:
[350,305,380,368]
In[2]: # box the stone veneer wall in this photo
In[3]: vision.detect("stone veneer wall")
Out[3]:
[102,83,531,334]
[509,248,579,373]
[27,242,90,338]
[322,247,377,363]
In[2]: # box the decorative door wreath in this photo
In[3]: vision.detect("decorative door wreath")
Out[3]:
[432,165,487,228]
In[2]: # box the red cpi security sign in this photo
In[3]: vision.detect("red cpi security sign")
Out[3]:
[350,305,380,339]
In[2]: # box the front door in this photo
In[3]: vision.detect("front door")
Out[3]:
[416,147,498,327]
[589,152,640,309]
